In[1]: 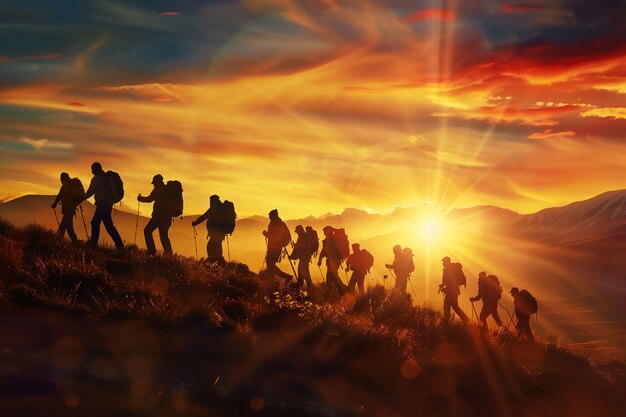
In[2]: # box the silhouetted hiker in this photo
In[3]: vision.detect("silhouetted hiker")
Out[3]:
[192,195,236,264]
[83,162,124,249]
[439,256,469,324]
[510,287,537,341]
[262,209,292,280]
[346,243,374,295]
[289,225,313,289]
[318,226,347,294]
[385,245,411,293]
[137,174,175,255]
[51,172,84,242]
[470,271,503,329]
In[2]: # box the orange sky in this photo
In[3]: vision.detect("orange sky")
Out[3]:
[1,0,625,218]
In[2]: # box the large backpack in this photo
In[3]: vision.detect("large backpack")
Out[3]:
[486,275,503,300]
[403,248,415,274]
[453,263,466,286]
[520,290,538,315]
[68,178,85,206]
[360,249,374,272]
[105,171,124,204]
[332,228,350,260]
[162,180,184,218]
[218,200,237,235]
[277,221,291,247]
[306,227,319,257]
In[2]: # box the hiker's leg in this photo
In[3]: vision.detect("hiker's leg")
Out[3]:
[158,217,172,254]
[479,305,489,328]
[90,207,103,247]
[65,213,78,242]
[396,274,408,293]
[347,272,357,293]
[144,217,158,254]
[490,303,504,327]
[451,295,469,323]
[443,294,452,322]
[101,205,123,249]
[302,258,313,288]
[356,272,365,295]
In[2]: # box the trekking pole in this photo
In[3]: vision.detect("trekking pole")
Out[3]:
[78,204,90,240]
[317,263,324,282]
[499,301,515,331]
[133,201,140,245]
[52,207,60,227]
[192,226,199,261]
[226,234,231,263]
[283,247,298,281]
[408,274,419,303]
[471,301,478,324]
[259,237,268,274]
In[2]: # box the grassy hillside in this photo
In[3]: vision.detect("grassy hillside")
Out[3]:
[0,218,624,417]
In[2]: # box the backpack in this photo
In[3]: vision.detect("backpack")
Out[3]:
[277,221,291,247]
[403,249,415,274]
[332,228,350,260]
[68,178,85,206]
[218,200,237,235]
[360,249,374,272]
[162,180,184,218]
[105,171,124,204]
[306,228,319,257]
[486,275,503,300]
[453,263,466,286]
[520,290,538,315]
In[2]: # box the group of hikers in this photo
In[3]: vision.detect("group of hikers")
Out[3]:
[51,164,538,340]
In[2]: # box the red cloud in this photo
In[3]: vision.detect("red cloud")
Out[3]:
[403,9,455,23]
[500,3,542,14]
[159,11,181,16]
[0,53,60,62]
[528,129,576,139]
[67,102,85,107]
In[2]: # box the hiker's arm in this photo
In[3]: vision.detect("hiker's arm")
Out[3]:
[83,178,96,201]
[51,189,62,208]
[192,210,209,226]
[470,293,481,302]
[138,189,155,203]
[317,246,326,265]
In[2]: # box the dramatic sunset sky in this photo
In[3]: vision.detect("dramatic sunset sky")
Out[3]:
[1,0,625,218]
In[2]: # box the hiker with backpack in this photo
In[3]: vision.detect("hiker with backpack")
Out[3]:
[51,172,84,242]
[345,243,374,295]
[82,162,124,249]
[317,226,348,294]
[261,209,292,280]
[192,195,236,264]
[137,174,179,255]
[469,271,504,330]
[439,256,470,324]
[510,287,537,341]
[385,245,413,293]
[289,225,313,289]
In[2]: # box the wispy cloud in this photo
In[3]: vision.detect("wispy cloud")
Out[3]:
[528,129,576,139]
[20,137,74,151]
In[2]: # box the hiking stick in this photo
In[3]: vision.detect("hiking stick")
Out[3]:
[226,235,231,263]
[499,301,515,331]
[52,207,60,227]
[408,274,419,303]
[192,225,199,261]
[471,301,478,323]
[133,201,140,245]
[78,204,90,240]
[317,263,324,282]
[283,247,298,280]
[259,237,268,274]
